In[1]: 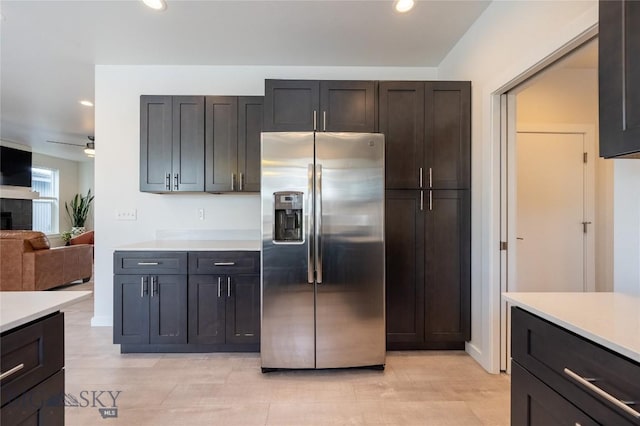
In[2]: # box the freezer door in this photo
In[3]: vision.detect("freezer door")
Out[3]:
[261,132,316,369]
[315,132,386,368]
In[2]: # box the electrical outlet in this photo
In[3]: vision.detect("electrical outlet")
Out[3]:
[198,208,205,221]
[115,209,137,221]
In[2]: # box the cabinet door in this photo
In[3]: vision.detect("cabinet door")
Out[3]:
[172,96,205,192]
[599,0,640,158]
[511,362,599,426]
[425,82,471,189]
[238,96,263,192]
[149,275,187,344]
[424,190,470,343]
[319,80,377,132]
[188,275,226,344]
[113,275,150,344]
[379,82,425,189]
[140,95,172,192]
[263,79,319,131]
[225,275,260,344]
[205,96,239,192]
[385,190,425,345]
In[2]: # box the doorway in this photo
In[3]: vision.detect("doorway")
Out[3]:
[498,38,612,372]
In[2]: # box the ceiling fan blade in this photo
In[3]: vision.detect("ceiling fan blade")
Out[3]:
[46,140,84,147]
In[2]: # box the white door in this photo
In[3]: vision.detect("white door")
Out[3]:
[513,131,593,292]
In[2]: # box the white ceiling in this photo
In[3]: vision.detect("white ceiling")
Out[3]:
[0,0,491,162]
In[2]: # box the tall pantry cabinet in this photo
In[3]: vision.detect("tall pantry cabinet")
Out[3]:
[380,81,471,349]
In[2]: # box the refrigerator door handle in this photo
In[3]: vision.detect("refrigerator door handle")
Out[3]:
[315,164,323,284]
[307,163,315,284]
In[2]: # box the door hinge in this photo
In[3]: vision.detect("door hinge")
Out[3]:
[583,152,588,163]
[500,241,508,251]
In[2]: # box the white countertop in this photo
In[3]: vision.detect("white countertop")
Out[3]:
[0,291,92,333]
[116,240,261,251]
[503,292,640,363]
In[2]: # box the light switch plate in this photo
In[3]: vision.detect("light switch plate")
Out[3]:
[115,209,137,221]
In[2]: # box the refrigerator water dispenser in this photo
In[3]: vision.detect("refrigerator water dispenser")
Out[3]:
[273,191,303,242]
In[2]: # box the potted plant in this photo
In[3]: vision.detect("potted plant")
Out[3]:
[65,189,94,236]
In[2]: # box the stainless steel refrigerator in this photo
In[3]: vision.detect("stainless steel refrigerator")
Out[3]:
[260,132,385,371]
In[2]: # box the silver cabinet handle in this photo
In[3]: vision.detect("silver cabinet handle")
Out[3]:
[214,262,235,266]
[239,173,244,191]
[419,167,423,188]
[227,277,231,297]
[429,190,433,211]
[564,368,640,419]
[137,262,159,266]
[231,173,236,191]
[0,363,24,381]
[165,173,171,190]
[141,276,145,297]
[217,277,221,298]
[315,164,323,284]
[429,167,433,188]
[323,111,327,132]
[420,191,424,211]
[307,164,314,284]
[151,276,157,298]
[174,174,179,191]
[313,110,317,131]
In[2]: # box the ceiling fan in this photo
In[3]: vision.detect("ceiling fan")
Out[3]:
[46,136,95,157]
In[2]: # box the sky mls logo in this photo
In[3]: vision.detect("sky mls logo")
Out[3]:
[65,390,122,419]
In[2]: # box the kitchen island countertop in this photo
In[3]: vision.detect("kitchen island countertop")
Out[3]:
[0,291,92,333]
[115,240,260,251]
[503,292,640,363]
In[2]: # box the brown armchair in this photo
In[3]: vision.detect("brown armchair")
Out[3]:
[0,230,93,291]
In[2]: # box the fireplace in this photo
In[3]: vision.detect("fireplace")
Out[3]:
[0,198,32,230]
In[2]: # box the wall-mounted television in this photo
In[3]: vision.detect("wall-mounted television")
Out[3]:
[0,146,32,187]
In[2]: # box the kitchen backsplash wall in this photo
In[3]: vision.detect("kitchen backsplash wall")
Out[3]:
[613,159,640,296]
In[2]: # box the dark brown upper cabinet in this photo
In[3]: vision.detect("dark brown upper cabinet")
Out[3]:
[599,0,640,158]
[237,97,263,192]
[263,79,377,132]
[379,81,470,190]
[140,96,205,192]
[205,96,263,193]
[379,82,425,190]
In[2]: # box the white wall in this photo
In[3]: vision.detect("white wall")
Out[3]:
[93,65,438,326]
[613,160,640,295]
[516,67,614,292]
[437,0,598,372]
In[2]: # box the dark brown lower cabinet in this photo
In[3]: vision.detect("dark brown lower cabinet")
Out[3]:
[114,250,260,352]
[511,307,640,426]
[385,190,470,350]
[113,274,187,346]
[188,274,260,346]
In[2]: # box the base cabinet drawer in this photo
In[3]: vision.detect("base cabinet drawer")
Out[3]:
[1,370,64,426]
[511,307,640,425]
[512,361,598,426]
[114,251,187,275]
[1,313,64,406]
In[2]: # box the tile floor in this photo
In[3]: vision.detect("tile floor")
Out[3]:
[58,282,510,425]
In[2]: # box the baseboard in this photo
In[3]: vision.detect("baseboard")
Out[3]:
[90,315,111,327]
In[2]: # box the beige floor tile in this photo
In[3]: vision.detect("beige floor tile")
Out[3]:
[56,282,509,425]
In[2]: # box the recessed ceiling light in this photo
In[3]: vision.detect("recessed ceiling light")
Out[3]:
[395,0,414,13]
[142,0,167,11]
[79,100,94,107]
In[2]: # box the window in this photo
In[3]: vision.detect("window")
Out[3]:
[32,167,59,234]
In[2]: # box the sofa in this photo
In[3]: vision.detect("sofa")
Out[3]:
[0,230,93,291]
